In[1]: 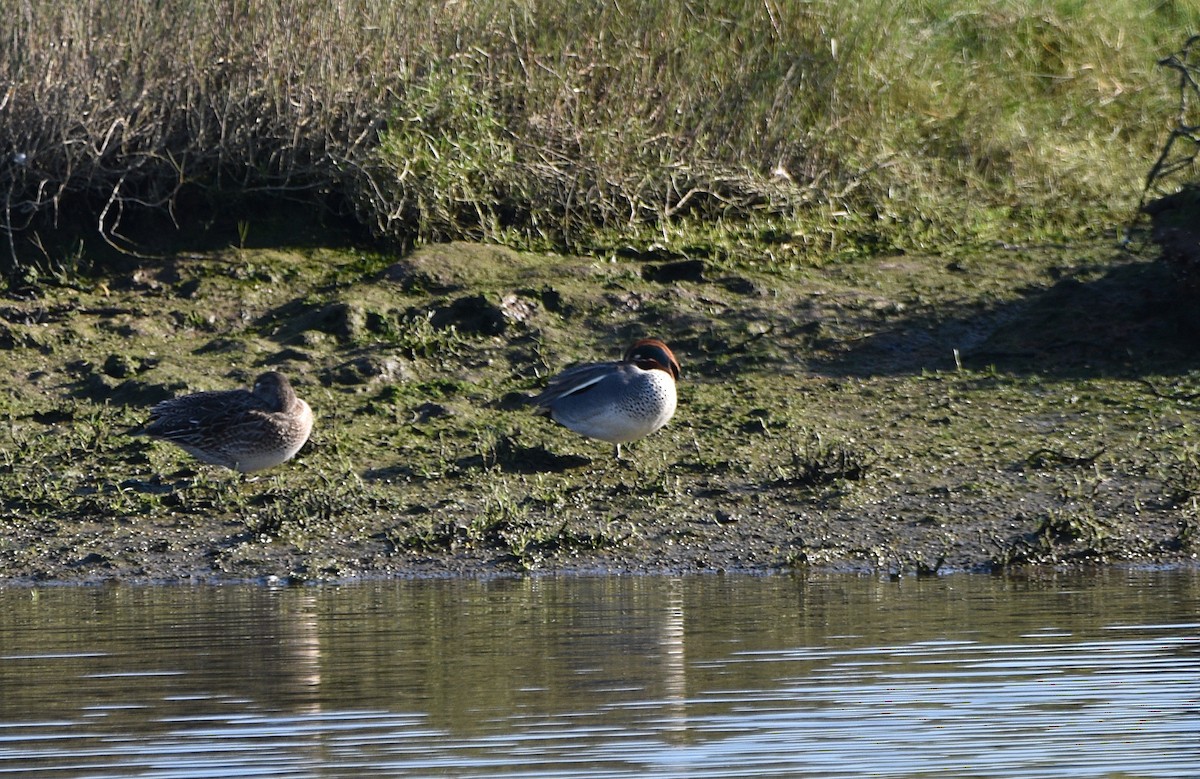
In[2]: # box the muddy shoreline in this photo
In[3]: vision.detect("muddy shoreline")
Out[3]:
[2,236,1200,584]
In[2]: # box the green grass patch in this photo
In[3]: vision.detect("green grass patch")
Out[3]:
[1,0,1195,275]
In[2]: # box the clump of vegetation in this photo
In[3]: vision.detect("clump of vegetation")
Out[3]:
[1160,443,1200,506]
[771,432,872,489]
[2,0,1195,275]
[989,469,1115,568]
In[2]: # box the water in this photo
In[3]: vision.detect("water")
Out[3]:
[1,570,1197,778]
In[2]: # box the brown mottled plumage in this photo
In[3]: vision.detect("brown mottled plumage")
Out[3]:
[143,372,313,472]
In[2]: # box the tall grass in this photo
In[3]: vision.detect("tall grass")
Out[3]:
[1,0,1195,271]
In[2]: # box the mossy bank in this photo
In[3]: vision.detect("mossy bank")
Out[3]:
[2,233,1199,583]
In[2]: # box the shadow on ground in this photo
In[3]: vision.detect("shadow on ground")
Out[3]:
[810,242,1200,381]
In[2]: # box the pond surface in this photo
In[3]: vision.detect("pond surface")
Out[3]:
[1,570,1197,778]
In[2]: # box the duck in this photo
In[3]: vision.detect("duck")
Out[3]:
[142,371,313,473]
[531,338,681,458]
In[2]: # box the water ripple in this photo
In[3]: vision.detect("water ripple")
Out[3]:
[1,573,1198,777]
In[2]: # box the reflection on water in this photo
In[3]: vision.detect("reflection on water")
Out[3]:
[1,570,1198,777]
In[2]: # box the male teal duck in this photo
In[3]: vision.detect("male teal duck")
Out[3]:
[532,339,681,458]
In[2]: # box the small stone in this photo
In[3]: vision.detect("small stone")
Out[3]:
[324,355,412,386]
[430,295,507,335]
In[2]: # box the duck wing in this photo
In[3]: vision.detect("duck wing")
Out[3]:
[531,361,624,410]
[145,389,263,445]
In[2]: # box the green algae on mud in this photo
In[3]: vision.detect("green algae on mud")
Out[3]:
[1,238,1199,583]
